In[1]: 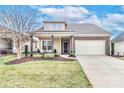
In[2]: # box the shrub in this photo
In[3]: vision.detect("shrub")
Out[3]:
[37,49,40,53]
[33,53,42,58]
[0,50,7,54]
[55,54,59,57]
[54,49,57,53]
[53,49,59,56]
[70,50,75,57]
[22,52,30,54]
[44,53,55,59]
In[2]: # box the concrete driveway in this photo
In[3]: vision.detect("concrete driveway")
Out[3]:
[77,55,124,88]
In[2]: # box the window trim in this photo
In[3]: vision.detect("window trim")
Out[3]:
[42,40,52,51]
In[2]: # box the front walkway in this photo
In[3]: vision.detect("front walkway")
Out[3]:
[60,55,77,60]
[77,55,124,88]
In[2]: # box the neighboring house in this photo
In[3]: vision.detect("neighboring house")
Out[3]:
[0,27,12,53]
[32,21,111,55]
[0,38,11,50]
[0,26,37,54]
[112,32,124,56]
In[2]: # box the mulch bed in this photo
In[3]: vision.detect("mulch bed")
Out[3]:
[5,56,76,65]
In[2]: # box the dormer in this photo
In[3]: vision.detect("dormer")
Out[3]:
[43,21,66,31]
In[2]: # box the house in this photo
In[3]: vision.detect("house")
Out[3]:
[0,27,12,53]
[0,26,37,54]
[0,21,111,55]
[32,21,111,55]
[112,32,124,56]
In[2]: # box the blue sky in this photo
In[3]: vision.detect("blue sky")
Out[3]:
[0,5,124,38]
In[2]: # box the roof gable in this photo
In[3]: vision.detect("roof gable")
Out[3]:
[112,32,124,42]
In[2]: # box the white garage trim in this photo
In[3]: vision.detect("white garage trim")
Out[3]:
[75,40,105,55]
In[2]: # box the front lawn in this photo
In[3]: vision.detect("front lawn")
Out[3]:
[115,56,124,61]
[0,55,92,88]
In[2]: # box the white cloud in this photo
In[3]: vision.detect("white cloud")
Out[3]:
[83,15,101,25]
[105,14,124,24]
[39,6,90,22]
[101,14,124,32]
[38,6,124,37]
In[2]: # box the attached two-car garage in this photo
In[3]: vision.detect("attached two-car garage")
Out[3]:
[75,40,105,55]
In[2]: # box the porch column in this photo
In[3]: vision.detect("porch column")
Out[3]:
[12,38,17,53]
[72,36,74,53]
[51,35,54,53]
[30,34,33,57]
[70,36,74,54]
[70,36,72,54]
[37,38,40,50]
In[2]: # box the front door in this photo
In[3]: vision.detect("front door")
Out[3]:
[64,42,68,53]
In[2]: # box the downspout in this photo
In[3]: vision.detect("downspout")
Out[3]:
[51,35,54,53]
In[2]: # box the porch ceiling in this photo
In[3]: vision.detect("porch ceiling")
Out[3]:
[37,36,70,39]
[33,31,74,37]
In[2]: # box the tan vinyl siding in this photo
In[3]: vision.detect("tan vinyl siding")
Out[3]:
[54,38,61,54]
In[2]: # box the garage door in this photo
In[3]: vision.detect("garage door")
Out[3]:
[0,38,9,49]
[75,40,105,55]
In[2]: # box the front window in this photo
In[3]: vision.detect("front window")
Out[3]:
[42,40,52,50]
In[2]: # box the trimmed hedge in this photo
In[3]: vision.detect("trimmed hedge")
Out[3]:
[33,53,43,58]
[44,53,55,59]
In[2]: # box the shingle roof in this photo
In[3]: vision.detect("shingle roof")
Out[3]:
[66,23,110,34]
[112,32,124,42]
[43,20,66,23]
[33,23,111,35]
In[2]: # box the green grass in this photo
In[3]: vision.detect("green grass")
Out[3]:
[116,57,124,61]
[0,55,92,88]
[0,55,17,66]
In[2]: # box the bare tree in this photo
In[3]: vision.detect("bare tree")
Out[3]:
[0,6,40,59]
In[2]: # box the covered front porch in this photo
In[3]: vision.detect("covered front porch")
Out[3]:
[33,36,75,55]
[31,33,74,54]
